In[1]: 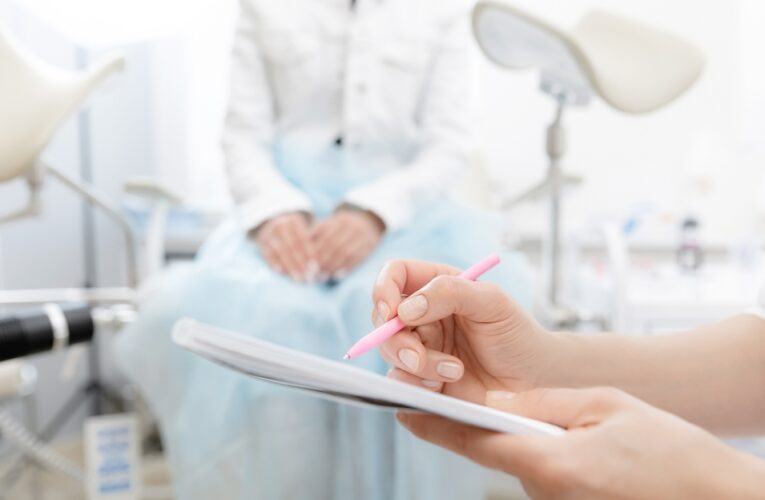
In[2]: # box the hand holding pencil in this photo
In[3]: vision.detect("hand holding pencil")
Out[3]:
[344,254,501,360]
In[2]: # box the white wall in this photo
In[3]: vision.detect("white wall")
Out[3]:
[474,0,764,244]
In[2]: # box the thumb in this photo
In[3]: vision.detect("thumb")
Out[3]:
[485,387,632,429]
[396,275,516,326]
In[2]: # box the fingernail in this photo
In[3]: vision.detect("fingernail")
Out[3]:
[436,362,463,380]
[398,348,419,372]
[486,391,516,402]
[396,412,410,424]
[398,295,428,320]
[421,379,441,389]
[377,300,390,323]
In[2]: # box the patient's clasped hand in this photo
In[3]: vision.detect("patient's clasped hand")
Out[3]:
[375,259,765,499]
[253,207,385,283]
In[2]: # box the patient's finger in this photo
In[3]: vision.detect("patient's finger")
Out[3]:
[287,220,313,269]
[311,220,342,259]
[319,229,358,274]
[273,248,297,277]
[373,260,460,323]
[259,245,279,273]
[333,239,370,276]
[268,227,296,270]
[259,240,287,275]
[313,224,348,271]
[279,224,310,275]
[274,228,305,279]
[309,219,327,241]
[387,367,443,391]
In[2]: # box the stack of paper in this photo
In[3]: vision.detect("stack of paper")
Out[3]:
[172,318,564,437]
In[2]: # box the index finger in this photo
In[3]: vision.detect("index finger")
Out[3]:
[373,260,459,321]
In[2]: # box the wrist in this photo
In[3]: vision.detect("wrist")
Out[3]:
[533,330,591,388]
[336,203,386,233]
[520,328,573,389]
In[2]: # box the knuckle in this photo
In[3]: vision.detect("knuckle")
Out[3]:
[377,261,396,281]
[525,387,554,408]
[336,248,351,261]
[380,259,405,277]
[429,275,458,299]
[588,387,628,409]
[381,259,398,270]
[482,282,508,301]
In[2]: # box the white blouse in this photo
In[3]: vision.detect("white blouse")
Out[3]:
[222,0,473,232]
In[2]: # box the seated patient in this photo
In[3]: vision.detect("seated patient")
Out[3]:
[116,0,531,499]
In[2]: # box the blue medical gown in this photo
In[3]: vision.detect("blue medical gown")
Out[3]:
[114,145,533,500]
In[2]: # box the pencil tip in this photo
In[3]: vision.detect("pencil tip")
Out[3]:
[343,354,350,360]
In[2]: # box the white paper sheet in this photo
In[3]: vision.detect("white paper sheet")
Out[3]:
[172,318,564,437]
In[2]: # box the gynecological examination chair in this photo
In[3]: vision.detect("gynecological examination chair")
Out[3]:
[0,30,175,497]
[473,1,704,329]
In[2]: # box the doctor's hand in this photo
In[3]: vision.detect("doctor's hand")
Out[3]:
[311,207,385,279]
[252,212,316,281]
[398,387,765,499]
[372,259,554,400]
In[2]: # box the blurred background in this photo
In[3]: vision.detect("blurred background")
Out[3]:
[0,0,764,498]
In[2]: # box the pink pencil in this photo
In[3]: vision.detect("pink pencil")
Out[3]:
[343,254,501,360]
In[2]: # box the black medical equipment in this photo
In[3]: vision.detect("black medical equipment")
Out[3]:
[0,306,94,363]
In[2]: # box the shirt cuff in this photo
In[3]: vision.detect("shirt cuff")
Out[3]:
[343,189,411,233]
[237,190,313,233]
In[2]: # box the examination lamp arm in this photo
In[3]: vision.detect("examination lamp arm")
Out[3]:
[45,163,139,288]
